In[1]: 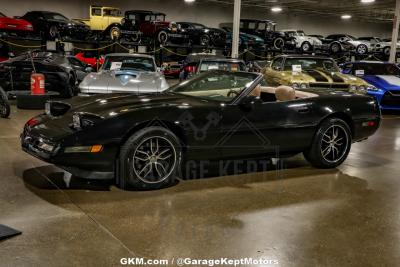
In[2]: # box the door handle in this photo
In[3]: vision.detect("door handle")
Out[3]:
[296,106,310,113]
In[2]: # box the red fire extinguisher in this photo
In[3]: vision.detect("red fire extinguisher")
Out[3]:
[31,73,45,95]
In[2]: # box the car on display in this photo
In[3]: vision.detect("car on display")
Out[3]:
[195,58,246,74]
[263,55,373,92]
[358,37,400,56]
[0,12,34,36]
[79,53,169,94]
[74,5,124,40]
[341,61,400,110]
[247,60,270,73]
[177,22,226,47]
[180,52,220,77]
[238,19,295,50]
[66,56,93,82]
[124,10,188,45]
[320,34,373,55]
[0,51,82,98]
[0,86,10,118]
[21,70,380,190]
[161,61,182,78]
[280,30,323,53]
[75,51,105,70]
[224,28,265,49]
[21,11,90,40]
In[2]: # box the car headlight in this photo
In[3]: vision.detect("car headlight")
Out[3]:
[300,83,309,89]
[367,85,379,91]
[292,83,299,89]
[72,112,104,130]
[350,85,358,91]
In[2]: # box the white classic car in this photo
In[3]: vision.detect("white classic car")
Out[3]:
[358,37,400,56]
[281,29,323,52]
[79,53,169,94]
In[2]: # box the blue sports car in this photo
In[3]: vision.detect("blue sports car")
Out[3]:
[341,61,400,110]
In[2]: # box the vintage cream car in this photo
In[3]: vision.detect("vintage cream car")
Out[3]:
[74,5,124,40]
[263,55,375,93]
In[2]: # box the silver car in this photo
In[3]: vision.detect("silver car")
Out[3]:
[79,53,169,94]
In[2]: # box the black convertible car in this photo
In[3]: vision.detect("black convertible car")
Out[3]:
[0,51,86,98]
[21,71,380,190]
[177,22,226,47]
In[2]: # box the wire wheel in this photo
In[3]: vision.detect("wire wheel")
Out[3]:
[274,38,284,49]
[49,26,58,38]
[301,42,311,52]
[320,125,349,163]
[110,27,121,40]
[158,31,168,44]
[357,44,368,55]
[132,136,177,184]
[200,34,210,46]
[331,43,341,54]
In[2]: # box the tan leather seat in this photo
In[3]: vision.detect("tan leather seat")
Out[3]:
[275,86,296,101]
[249,85,262,98]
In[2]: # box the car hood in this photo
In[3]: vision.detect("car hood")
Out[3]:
[362,75,400,90]
[64,92,204,118]
[80,70,167,93]
[281,69,365,84]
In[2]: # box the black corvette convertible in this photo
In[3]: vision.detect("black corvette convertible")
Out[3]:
[21,71,380,190]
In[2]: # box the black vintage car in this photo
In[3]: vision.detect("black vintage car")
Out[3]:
[239,19,296,49]
[21,71,380,190]
[0,51,86,98]
[21,11,90,40]
[177,22,226,47]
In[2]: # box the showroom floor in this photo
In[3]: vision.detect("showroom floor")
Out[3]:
[1,106,400,267]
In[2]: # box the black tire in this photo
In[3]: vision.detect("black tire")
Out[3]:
[0,87,10,118]
[301,41,312,53]
[383,46,391,56]
[304,118,352,169]
[109,26,121,41]
[330,42,341,54]
[157,30,169,45]
[48,25,59,39]
[117,126,182,190]
[273,38,285,50]
[200,34,211,46]
[356,44,368,55]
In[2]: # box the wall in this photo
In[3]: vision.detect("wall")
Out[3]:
[2,0,392,38]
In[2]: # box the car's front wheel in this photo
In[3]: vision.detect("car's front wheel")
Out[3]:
[117,126,182,190]
[356,44,368,55]
[304,118,352,169]
[301,41,312,53]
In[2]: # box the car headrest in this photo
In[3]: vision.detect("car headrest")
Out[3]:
[275,86,296,101]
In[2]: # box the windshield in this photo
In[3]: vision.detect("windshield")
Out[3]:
[286,31,298,37]
[45,13,69,21]
[284,58,339,72]
[169,71,258,102]
[192,23,205,29]
[354,63,400,76]
[297,30,305,36]
[102,56,155,72]
[199,61,246,72]
[145,14,165,21]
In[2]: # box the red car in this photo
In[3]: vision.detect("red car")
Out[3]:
[0,12,33,34]
[76,52,105,70]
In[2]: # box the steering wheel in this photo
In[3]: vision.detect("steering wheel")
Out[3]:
[227,89,239,98]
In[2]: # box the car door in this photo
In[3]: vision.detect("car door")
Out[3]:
[219,97,317,159]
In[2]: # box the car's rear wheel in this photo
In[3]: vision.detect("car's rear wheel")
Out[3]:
[157,30,169,44]
[110,26,121,41]
[330,43,341,54]
[49,25,59,39]
[383,46,391,56]
[200,34,211,46]
[304,118,352,169]
[356,44,368,55]
[301,41,312,52]
[273,38,285,50]
[0,87,10,118]
[117,126,182,190]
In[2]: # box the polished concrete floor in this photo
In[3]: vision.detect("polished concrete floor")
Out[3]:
[1,105,400,267]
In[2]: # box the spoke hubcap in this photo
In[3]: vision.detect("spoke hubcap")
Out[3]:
[132,136,177,184]
[320,125,349,163]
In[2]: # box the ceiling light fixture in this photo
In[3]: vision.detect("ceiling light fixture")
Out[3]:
[361,0,375,3]
[184,0,195,3]
[341,14,352,19]
[271,7,282,13]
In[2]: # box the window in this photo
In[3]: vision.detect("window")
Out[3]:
[127,14,136,20]
[102,56,155,72]
[283,58,339,72]
[199,61,246,72]
[248,22,257,29]
[271,58,284,70]
[92,8,102,16]
[103,9,121,17]
[45,13,69,21]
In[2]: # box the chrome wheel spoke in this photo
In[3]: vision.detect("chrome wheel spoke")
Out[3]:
[320,124,349,163]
